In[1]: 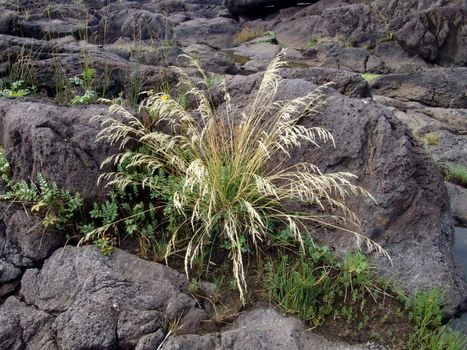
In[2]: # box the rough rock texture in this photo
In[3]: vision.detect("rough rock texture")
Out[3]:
[0,100,113,201]
[0,246,207,350]
[279,67,370,97]
[370,68,467,109]
[224,74,466,314]
[446,183,467,226]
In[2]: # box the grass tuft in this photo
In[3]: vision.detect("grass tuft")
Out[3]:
[86,50,387,303]
[445,163,467,187]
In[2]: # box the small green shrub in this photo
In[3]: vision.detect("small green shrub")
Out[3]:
[71,89,97,105]
[82,66,96,91]
[307,36,324,48]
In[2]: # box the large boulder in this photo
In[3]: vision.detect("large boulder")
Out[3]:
[222,73,466,315]
[0,246,207,349]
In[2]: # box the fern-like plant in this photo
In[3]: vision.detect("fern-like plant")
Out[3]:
[88,50,387,302]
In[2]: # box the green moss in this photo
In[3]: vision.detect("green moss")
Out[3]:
[361,73,382,82]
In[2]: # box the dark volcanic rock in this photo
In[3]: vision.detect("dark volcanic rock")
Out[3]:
[174,17,239,48]
[0,34,176,96]
[0,99,113,201]
[0,7,18,35]
[370,68,467,109]
[0,296,57,349]
[0,246,207,349]
[99,7,171,43]
[446,183,467,226]
[0,100,115,275]
[375,0,467,65]
[279,67,370,97]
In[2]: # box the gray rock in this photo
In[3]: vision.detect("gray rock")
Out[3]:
[0,100,113,201]
[370,68,467,109]
[279,67,370,98]
[174,17,239,48]
[100,8,171,43]
[4,210,64,265]
[0,259,21,283]
[19,17,92,40]
[184,44,240,74]
[0,7,18,34]
[395,5,466,65]
[136,330,166,350]
[0,296,57,350]
[446,182,467,226]
[0,34,176,96]
[16,246,207,349]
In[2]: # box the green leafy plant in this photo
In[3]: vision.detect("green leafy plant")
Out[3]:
[87,50,386,303]
[71,89,97,105]
[0,149,83,230]
[308,36,324,48]
[0,80,35,98]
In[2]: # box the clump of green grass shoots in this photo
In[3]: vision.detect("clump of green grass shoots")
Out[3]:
[445,163,467,187]
[87,50,387,303]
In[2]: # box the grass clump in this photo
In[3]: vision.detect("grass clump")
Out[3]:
[407,290,466,350]
[266,243,466,348]
[87,50,386,303]
[265,245,386,326]
[420,132,440,147]
[444,163,467,187]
